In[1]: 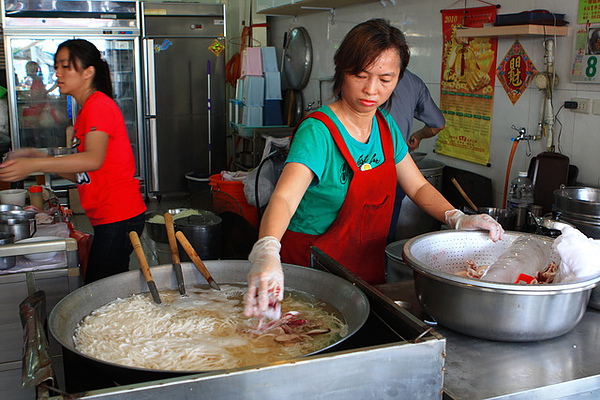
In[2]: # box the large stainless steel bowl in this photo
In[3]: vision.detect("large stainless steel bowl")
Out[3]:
[387,231,600,342]
[49,260,369,381]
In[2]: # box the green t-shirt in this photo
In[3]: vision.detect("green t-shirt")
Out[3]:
[286,106,408,235]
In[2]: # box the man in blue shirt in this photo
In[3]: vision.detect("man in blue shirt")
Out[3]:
[388,69,446,242]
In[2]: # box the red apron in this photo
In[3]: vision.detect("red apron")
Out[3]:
[281,110,397,284]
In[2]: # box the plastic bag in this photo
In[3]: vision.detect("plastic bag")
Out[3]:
[67,221,91,279]
[20,290,55,389]
[243,136,289,208]
[553,226,600,283]
[244,159,277,207]
[481,236,551,283]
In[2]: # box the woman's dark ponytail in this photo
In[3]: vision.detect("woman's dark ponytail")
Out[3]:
[55,39,114,99]
[95,59,113,99]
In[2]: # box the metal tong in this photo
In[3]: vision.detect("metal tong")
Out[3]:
[164,212,186,296]
[129,231,161,304]
[175,230,221,290]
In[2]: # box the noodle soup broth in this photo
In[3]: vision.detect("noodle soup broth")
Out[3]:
[73,284,348,372]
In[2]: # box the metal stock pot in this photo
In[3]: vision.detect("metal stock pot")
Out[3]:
[48,260,369,387]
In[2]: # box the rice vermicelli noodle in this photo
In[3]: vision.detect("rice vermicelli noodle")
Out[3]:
[73,285,347,371]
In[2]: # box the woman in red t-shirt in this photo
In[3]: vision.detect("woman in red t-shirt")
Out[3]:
[0,39,146,284]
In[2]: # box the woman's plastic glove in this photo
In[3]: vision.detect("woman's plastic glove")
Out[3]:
[244,236,284,320]
[445,209,504,242]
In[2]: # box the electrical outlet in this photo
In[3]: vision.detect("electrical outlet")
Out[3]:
[593,99,600,115]
[571,97,591,113]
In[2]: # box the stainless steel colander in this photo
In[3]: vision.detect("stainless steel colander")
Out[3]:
[387,231,600,341]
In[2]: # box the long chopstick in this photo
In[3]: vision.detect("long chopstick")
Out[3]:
[450,177,479,212]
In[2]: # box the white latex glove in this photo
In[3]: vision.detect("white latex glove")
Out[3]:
[445,209,504,242]
[553,226,600,283]
[244,236,284,319]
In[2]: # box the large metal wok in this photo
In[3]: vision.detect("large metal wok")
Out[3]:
[48,260,369,387]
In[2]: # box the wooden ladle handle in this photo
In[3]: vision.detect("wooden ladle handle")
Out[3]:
[175,231,209,276]
[164,213,180,264]
[129,231,161,303]
[129,231,152,282]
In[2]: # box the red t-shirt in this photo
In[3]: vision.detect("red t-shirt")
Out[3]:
[72,91,146,226]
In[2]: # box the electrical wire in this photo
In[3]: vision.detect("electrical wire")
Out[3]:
[503,139,519,208]
[554,104,564,154]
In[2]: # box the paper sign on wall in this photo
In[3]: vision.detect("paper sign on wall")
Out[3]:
[436,5,498,166]
[571,24,600,83]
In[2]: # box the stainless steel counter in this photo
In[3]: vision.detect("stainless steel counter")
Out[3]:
[377,281,600,399]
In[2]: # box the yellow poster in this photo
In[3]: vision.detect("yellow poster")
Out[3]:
[436,6,498,166]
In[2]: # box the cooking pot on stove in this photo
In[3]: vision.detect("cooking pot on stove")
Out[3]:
[145,209,218,244]
[48,261,369,391]
[175,213,222,261]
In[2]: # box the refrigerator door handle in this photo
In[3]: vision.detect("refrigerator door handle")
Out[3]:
[143,39,157,116]
[146,117,160,192]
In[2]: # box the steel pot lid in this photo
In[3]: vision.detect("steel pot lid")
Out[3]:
[284,26,312,90]
[175,214,222,228]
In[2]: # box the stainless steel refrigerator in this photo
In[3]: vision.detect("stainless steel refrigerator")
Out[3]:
[141,2,227,195]
[1,0,145,185]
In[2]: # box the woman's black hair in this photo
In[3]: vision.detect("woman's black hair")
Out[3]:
[332,19,410,109]
[55,39,113,98]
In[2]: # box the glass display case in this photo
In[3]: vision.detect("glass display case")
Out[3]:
[1,0,145,185]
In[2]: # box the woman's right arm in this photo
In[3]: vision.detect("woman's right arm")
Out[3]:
[0,130,108,182]
[258,162,314,240]
[244,162,314,319]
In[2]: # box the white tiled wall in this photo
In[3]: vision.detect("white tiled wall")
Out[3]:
[264,0,600,206]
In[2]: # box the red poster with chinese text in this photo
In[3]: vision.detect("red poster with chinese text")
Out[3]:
[497,40,538,104]
[436,6,498,165]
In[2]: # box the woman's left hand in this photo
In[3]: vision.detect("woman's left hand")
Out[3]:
[445,209,504,242]
[0,158,38,182]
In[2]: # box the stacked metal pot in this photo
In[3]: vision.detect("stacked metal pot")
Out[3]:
[554,186,600,239]
[0,205,37,269]
[553,186,600,309]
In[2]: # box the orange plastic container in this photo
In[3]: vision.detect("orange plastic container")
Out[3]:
[209,174,259,228]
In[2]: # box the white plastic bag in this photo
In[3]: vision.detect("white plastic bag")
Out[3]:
[553,226,600,283]
[244,160,277,207]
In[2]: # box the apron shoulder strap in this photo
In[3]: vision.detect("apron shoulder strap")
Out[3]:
[305,111,359,171]
[374,109,395,160]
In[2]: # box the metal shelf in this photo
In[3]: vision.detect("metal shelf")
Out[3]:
[455,24,568,38]
[258,0,376,16]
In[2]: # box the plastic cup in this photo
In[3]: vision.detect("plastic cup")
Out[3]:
[0,189,26,206]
